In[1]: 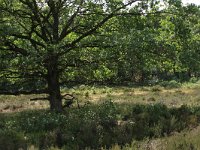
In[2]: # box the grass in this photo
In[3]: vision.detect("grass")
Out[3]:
[0,94,49,113]
[64,83,200,108]
[2,82,200,112]
[1,81,200,149]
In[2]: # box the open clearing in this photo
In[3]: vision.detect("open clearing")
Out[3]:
[1,82,200,113]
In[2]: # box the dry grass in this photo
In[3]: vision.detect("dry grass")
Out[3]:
[0,94,49,113]
[1,83,200,113]
[66,84,200,108]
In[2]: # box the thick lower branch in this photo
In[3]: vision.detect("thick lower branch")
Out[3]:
[0,89,48,95]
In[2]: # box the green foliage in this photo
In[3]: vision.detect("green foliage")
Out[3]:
[17,111,68,133]
[1,103,200,149]
[151,85,163,92]
[0,130,27,150]
[1,0,200,92]
[1,0,200,149]
[189,77,199,83]
[98,100,118,126]
[129,104,200,139]
[159,80,181,88]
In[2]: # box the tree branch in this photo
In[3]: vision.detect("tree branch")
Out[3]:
[59,0,84,41]
[0,89,48,95]
[59,0,141,55]
[19,0,50,42]
[11,34,45,48]
[0,69,46,78]
[3,41,28,56]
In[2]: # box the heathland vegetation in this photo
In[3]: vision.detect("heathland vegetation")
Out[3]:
[0,0,200,149]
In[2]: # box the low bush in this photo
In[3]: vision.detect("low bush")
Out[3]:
[0,130,27,150]
[0,103,200,149]
[151,85,163,92]
[189,77,199,83]
[159,80,181,89]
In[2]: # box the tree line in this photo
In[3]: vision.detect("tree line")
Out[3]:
[0,0,200,111]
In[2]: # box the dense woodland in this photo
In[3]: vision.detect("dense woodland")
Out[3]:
[0,0,200,111]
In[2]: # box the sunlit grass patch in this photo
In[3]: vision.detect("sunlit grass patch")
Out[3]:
[0,94,49,113]
[1,82,200,113]
[60,83,200,108]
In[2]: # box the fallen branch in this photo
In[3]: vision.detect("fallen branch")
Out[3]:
[62,93,81,109]
[30,97,49,101]
[61,93,75,99]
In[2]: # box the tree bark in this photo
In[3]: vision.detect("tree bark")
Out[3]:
[46,56,62,112]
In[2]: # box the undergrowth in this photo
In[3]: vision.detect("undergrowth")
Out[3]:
[0,102,200,149]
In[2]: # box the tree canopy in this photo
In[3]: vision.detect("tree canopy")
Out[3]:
[0,0,200,111]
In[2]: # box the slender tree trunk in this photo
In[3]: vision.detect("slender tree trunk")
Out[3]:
[46,57,62,112]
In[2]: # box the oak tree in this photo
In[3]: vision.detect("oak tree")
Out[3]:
[0,0,148,111]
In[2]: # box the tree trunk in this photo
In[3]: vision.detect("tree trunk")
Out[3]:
[46,57,62,112]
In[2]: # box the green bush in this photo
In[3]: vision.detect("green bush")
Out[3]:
[1,103,200,149]
[0,130,27,150]
[159,80,181,88]
[189,77,199,83]
[151,85,162,92]
[129,104,199,139]
[17,111,68,133]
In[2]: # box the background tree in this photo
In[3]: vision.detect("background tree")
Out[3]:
[113,1,200,83]
[1,0,199,112]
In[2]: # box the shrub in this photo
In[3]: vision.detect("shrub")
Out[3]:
[17,111,68,133]
[189,77,199,83]
[151,85,162,92]
[130,104,200,139]
[1,103,200,149]
[159,80,181,88]
[98,100,118,122]
[0,130,27,150]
